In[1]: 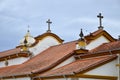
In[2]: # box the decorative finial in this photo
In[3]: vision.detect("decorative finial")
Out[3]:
[21,37,28,52]
[46,19,52,33]
[76,29,86,49]
[97,13,104,30]
[79,29,84,39]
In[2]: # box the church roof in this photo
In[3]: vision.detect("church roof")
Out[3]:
[0,41,76,78]
[35,32,64,43]
[0,48,20,58]
[37,55,117,78]
[0,29,118,79]
[0,39,119,79]
[0,48,30,61]
[85,29,116,43]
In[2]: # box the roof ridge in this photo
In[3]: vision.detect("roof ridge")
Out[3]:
[85,29,104,37]
[78,54,117,61]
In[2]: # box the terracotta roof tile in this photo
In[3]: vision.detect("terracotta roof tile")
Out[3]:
[0,48,21,58]
[85,29,116,43]
[90,29,103,36]
[85,29,103,39]
[38,55,117,77]
[0,65,19,77]
[0,41,76,78]
[0,35,118,78]
[0,48,31,61]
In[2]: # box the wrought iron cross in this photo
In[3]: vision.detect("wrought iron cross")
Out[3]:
[97,13,104,29]
[46,19,52,32]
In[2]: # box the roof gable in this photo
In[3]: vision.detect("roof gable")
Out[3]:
[85,29,116,43]
[17,32,64,48]
[0,48,30,62]
[35,32,64,43]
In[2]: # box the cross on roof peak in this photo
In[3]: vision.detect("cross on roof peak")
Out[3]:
[97,13,104,30]
[46,19,52,33]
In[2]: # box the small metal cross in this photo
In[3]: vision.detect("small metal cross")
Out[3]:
[97,13,104,29]
[46,19,52,32]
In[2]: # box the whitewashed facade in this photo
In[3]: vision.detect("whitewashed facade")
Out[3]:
[30,36,61,56]
[86,36,110,50]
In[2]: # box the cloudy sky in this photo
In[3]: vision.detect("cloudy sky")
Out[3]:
[0,0,120,51]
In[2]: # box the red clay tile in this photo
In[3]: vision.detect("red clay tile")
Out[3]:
[38,55,117,77]
[0,41,76,78]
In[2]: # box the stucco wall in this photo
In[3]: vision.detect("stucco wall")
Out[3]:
[30,36,60,56]
[0,57,29,67]
[85,59,118,76]
[86,36,110,50]
[53,56,76,70]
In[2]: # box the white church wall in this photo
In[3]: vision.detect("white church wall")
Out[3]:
[0,57,29,67]
[30,36,60,56]
[53,56,76,70]
[86,36,110,50]
[0,61,5,67]
[85,58,118,76]
[79,78,107,80]
[8,57,29,66]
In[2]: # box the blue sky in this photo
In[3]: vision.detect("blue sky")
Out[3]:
[0,0,120,51]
